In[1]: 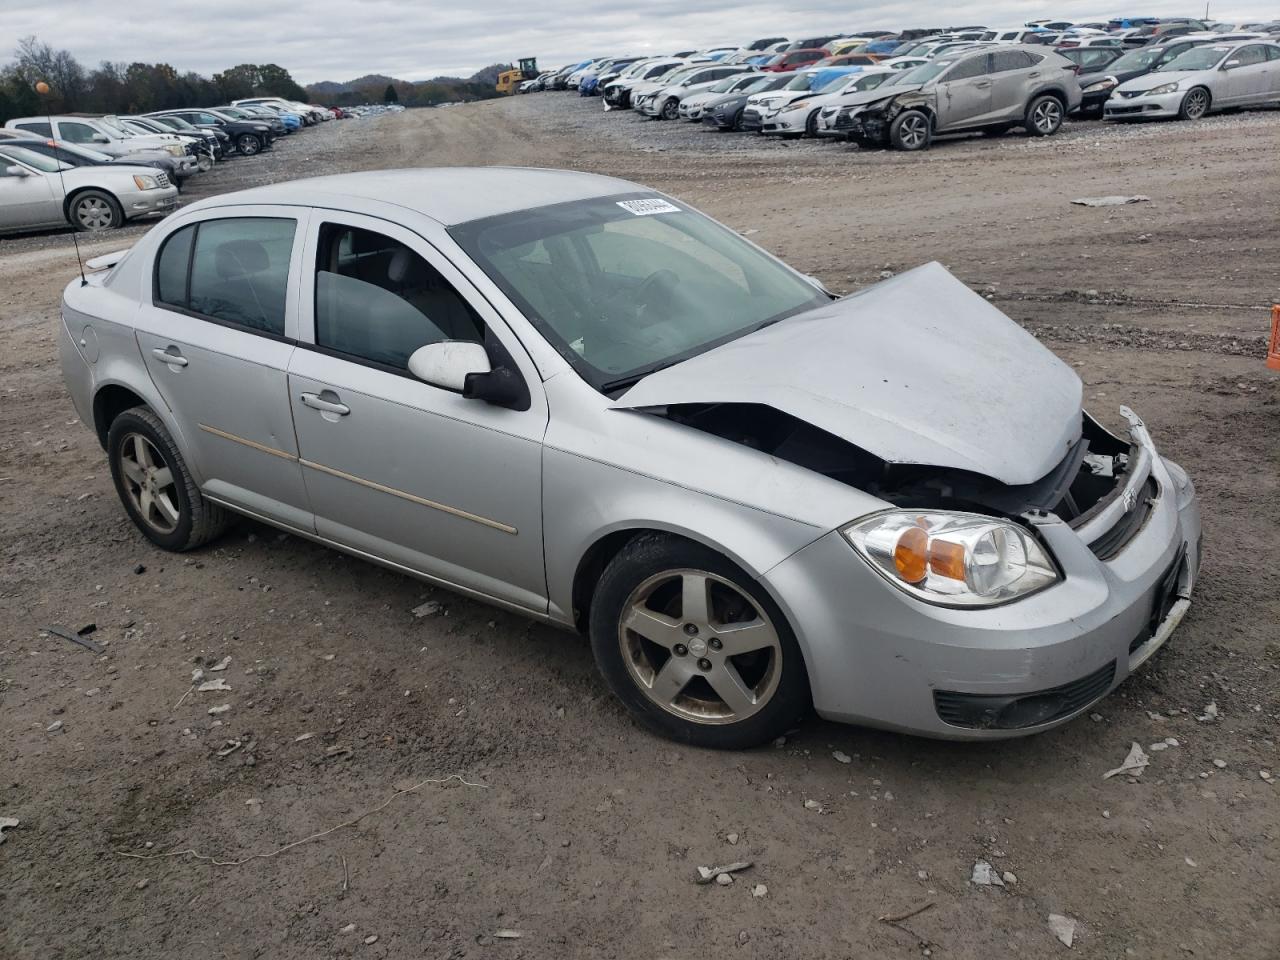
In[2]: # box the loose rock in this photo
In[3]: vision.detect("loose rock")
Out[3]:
[1048,913,1077,947]
[971,860,1005,887]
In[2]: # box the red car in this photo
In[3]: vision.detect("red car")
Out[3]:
[762,49,827,72]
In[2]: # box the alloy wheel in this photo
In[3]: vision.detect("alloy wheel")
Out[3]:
[618,569,783,725]
[74,196,115,230]
[899,113,928,148]
[118,432,181,534]
[237,135,260,155]
[1032,99,1062,133]
[1184,89,1208,119]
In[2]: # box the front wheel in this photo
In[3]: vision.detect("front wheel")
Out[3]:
[889,109,932,150]
[1178,87,1210,120]
[805,109,820,136]
[235,133,262,156]
[589,535,811,749]
[107,407,229,551]
[69,190,122,232]
[661,98,679,121]
[1025,95,1064,136]
[195,152,213,173]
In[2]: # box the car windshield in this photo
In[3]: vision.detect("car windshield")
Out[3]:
[0,146,68,172]
[1158,45,1230,70]
[784,72,815,90]
[850,72,890,91]
[218,107,249,118]
[449,194,829,392]
[898,59,956,84]
[1109,48,1165,71]
[97,117,131,136]
[707,75,743,93]
[816,73,856,92]
[160,116,198,131]
[745,76,786,92]
[51,141,113,162]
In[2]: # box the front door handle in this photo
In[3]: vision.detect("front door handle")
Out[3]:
[300,391,350,416]
[150,346,188,367]
[974,80,992,88]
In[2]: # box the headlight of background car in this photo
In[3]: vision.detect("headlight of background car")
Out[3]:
[791,99,812,110]
[1083,77,1118,93]
[132,174,160,190]
[1145,82,1180,96]
[164,144,184,157]
[842,511,1059,607]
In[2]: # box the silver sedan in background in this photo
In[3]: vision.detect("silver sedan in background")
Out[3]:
[58,169,1201,748]
[1105,40,1280,120]
[0,142,177,234]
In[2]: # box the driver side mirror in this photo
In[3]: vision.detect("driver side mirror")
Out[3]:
[5,165,30,177]
[91,133,110,143]
[1222,59,1241,69]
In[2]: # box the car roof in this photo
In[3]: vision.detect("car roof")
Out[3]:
[208,167,639,227]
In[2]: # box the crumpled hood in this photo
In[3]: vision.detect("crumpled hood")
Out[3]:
[837,82,923,109]
[614,262,1083,486]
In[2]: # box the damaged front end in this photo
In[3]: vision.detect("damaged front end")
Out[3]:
[654,400,1154,560]
[850,91,929,145]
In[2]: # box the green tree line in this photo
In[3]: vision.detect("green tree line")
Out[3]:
[0,36,310,123]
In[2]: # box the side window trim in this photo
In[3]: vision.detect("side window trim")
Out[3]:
[148,207,308,343]
[295,207,543,390]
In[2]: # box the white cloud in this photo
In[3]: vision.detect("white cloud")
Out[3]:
[5,0,1275,84]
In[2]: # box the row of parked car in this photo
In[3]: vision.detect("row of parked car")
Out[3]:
[0,97,382,236]
[524,18,1280,150]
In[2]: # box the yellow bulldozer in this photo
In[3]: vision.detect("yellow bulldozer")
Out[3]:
[496,58,539,95]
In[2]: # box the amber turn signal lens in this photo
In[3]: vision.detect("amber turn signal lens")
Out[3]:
[893,526,928,584]
[929,539,967,581]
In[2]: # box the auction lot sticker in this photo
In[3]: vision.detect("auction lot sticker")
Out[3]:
[617,198,682,216]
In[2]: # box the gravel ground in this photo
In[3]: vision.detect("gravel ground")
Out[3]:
[2,95,1279,960]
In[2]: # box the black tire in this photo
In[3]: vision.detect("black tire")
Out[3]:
[235,133,262,156]
[107,407,229,552]
[589,534,811,749]
[1024,94,1065,136]
[1177,86,1210,120]
[661,97,679,121]
[68,190,123,232]
[805,109,820,136]
[730,107,745,131]
[889,109,932,150]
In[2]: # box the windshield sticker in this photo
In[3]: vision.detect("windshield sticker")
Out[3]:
[617,199,681,216]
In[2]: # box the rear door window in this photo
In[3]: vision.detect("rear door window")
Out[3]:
[944,55,993,80]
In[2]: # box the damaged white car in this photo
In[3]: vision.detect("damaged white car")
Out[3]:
[59,169,1201,748]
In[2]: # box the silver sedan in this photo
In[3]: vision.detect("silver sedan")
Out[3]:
[1105,40,1280,119]
[58,169,1202,747]
[1,143,177,234]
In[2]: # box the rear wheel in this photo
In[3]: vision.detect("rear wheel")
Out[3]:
[69,190,123,232]
[889,109,932,150]
[1025,94,1065,136]
[107,407,229,552]
[589,535,811,749]
[1178,86,1210,120]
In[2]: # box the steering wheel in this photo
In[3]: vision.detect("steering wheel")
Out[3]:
[633,268,679,319]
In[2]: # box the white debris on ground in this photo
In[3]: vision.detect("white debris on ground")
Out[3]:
[1198,701,1219,722]
[1102,742,1150,780]
[696,861,753,885]
[971,860,1005,886]
[1071,195,1150,207]
[208,656,232,672]
[832,750,852,764]
[1048,913,1078,947]
[412,600,441,618]
[196,678,231,692]
[0,816,19,844]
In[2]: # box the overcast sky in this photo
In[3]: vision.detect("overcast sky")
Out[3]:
[6,0,1273,84]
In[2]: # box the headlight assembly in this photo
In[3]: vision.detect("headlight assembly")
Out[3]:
[164,144,185,157]
[132,174,160,190]
[1145,82,1180,96]
[842,511,1060,607]
[1083,77,1118,92]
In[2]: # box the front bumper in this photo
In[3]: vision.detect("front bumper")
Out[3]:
[123,186,180,219]
[739,107,765,131]
[1104,90,1183,119]
[762,421,1203,739]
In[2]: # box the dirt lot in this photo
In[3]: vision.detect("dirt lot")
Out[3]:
[2,97,1279,960]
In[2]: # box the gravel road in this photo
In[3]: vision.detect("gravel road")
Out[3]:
[2,95,1278,960]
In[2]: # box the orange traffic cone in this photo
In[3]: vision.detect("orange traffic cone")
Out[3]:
[1269,305,1280,371]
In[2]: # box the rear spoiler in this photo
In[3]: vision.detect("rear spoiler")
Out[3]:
[84,248,131,271]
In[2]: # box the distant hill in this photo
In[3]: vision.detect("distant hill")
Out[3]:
[307,64,510,96]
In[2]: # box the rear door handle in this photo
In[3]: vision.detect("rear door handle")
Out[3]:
[150,347,188,367]
[975,81,992,88]
[300,392,350,416]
